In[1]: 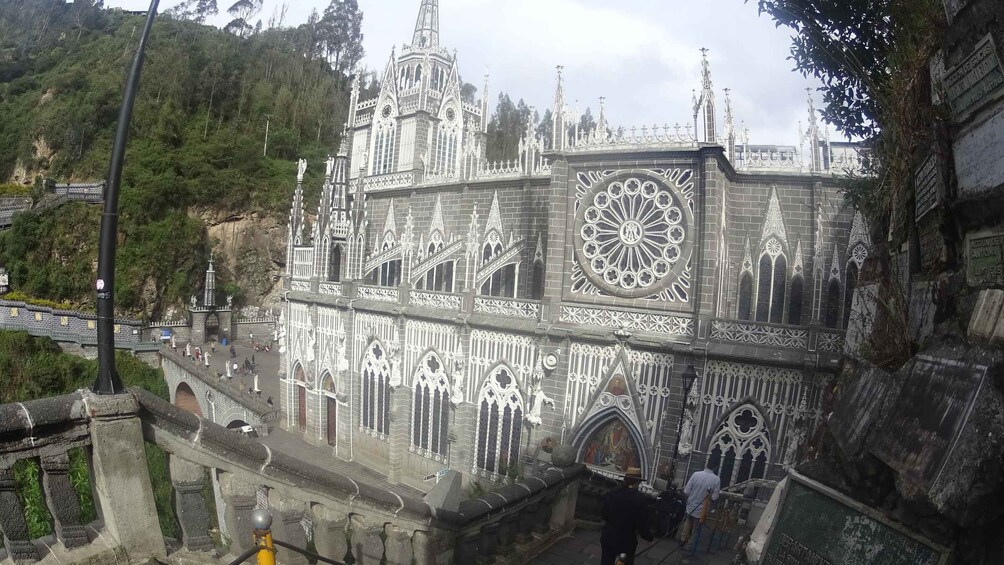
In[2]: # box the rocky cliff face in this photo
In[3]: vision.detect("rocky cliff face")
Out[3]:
[199,208,287,311]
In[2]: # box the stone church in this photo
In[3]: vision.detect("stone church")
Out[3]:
[278,0,869,493]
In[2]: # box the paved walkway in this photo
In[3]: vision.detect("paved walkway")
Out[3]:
[536,527,737,565]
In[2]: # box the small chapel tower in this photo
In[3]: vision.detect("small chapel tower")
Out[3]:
[413,0,440,48]
[203,254,216,309]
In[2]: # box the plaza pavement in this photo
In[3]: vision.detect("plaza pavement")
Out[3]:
[535,526,738,565]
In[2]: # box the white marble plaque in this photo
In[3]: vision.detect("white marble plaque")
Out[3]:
[954,104,1004,198]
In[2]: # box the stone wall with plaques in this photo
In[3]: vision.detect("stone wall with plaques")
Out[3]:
[954,104,1004,199]
[762,472,950,565]
[965,227,1004,286]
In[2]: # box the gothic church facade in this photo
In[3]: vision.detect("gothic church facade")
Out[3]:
[279,0,869,493]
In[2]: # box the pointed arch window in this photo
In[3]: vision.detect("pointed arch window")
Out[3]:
[330,245,342,282]
[824,279,841,329]
[412,352,451,458]
[755,238,787,323]
[480,240,516,297]
[434,120,459,175]
[320,372,337,446]
[372,115,397,176]
[737,272,753,321]
[706,404,771,489]
[360,341,391,437]
[843,260,859,330]
[530,260,545,300]
[788,275,803,325]
[474,365,523,476]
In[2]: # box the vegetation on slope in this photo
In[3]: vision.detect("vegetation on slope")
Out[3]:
[0,330,180,540]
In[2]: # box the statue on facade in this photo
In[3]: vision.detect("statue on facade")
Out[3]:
[387,341,402,388]
[325,156,335,179]
[526,357,555,427]
[306,327,317,364]
[678,380,700,456]
[277,309,287,355]
[297,159,308,183]
[190,295,198,309]
[226,295,233,309]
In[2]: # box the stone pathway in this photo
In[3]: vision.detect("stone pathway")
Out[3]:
[536,527,737,565]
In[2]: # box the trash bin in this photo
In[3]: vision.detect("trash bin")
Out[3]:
[221,338,228,346]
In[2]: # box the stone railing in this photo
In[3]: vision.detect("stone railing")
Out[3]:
[710,318,846,353]
[410,290,462,310]
[364,172,415,192]
[570,123,697,152]
[710,319,810,349]
[0,388,587,564]
[358,285,401,303]
[0,299,151,350]
[319,281,343,297]
[474,296,541,320]
[558,305,695,337]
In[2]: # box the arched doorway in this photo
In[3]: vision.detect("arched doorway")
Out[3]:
[175,382,203,417]
[205,312,221,342]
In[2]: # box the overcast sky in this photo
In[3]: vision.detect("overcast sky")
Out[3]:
[103,0,829,147]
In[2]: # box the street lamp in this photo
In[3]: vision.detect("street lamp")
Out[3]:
[672,364,699,463]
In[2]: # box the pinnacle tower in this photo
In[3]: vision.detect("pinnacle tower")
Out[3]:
[413,0,440,48]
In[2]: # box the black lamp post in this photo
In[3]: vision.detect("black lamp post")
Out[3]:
[671,364,699,463]
[93,0,160,394]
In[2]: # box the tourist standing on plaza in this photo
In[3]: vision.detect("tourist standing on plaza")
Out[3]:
[679,457,721,548]
[600,467,654,564]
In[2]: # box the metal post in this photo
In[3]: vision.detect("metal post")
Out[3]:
[93,0,160,395]
[253,509,276,565]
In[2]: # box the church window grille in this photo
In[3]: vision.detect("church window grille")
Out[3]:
[530,261,545,300]
[479,241,516,297]
[412,352,451,457]
[737,273,753,320]
[420,261,454,292]
[824,279,841,328]
[372,120,396,176]
[434,123,458,175]
[360,341,391,436]
[330,245,342,282]
[474,365,523,475]
[706,404,771,489]
[754,239,786,323]
[788,276,803,325]
[843,261,858,330]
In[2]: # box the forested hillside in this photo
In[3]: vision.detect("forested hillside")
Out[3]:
[0,0,367,318]
[0,1,575,320]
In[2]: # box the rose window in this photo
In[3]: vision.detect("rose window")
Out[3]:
[574,174,694,299]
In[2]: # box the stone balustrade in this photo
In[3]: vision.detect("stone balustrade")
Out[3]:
[0,388,587,564]
[709,318,845,355]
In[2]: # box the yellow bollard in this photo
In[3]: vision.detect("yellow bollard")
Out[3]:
[252,508,276,565]
[615,552,627,565]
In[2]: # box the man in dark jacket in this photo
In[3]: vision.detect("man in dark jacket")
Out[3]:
[601,467,654,564]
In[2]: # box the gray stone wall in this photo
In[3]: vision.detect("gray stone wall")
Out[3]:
[0,299,144,347]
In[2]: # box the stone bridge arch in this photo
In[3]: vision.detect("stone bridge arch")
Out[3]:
[174,382,204,417]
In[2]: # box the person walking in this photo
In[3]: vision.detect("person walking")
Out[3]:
[600,467,654,565]
[230,344,236,359]
[679,457,722,549]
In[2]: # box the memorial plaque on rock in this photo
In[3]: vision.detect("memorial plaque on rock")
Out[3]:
[965,228,1004,286]
[955,104,1004,199]
[914,152,943,221]
[942,0,968,24]
[829,364,893,458]
[762,472,949,565]
[870,356,988,489]
[909,282,936,344]
[944,34,1003,120]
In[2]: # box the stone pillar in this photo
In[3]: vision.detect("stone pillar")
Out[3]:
[40,453,89,549]
[190,310,207,345]
[497,513,518,553]
[452,402,476,480]
[275,509,309,565]
[349,514,385,565]
[0,464,39,563]
[549,482,579,532]
[477,522,499,563]
[219,472,257,553]
[534,496,554,534]
[516,503,536,543]
[169,456,215,552]
[387,385,411,484]
[312,504,349,565]
[384,524,413,565]
[454,533,479,564]
[87,392,166,559]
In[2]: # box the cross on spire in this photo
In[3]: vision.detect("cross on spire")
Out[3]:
[412,0,439,48]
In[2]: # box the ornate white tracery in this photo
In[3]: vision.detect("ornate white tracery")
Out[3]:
[372,104,398,176]
[473,364,524,476]
[706,404,771,488]
[411,351,451,460]
[360,340,392,438]
[573,172,694,301]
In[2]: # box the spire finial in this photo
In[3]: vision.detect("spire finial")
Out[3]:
[552,65,567,151]
[412,0,440,48]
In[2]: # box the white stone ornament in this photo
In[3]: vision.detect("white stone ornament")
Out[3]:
[297,159,308,183]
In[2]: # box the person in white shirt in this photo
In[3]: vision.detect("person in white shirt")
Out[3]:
[679,456,721,547]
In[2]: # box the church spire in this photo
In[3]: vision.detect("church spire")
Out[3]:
[552,65,567,151]
[723,88,736,164]
[203,254,216,309]
[412,0,439,48]
[699,48,716,142]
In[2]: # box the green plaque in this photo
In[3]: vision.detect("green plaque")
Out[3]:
[966,230,1004,286]
[762,472,949,565]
